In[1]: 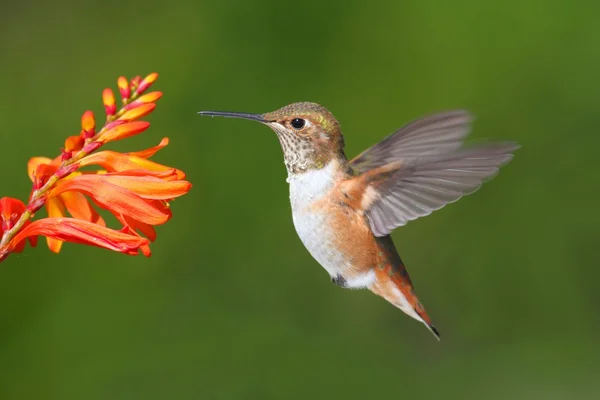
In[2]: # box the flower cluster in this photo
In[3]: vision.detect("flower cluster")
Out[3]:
[0,73,191,263]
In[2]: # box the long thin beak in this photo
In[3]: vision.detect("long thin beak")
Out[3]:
[197,111,267,123]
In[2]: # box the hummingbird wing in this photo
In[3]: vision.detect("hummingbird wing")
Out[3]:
[349,112,518,237]
[350,110,474,171]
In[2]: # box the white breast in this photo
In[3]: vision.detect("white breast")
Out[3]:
[287,161,349,278]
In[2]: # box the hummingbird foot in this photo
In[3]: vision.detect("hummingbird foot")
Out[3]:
[331,274,347,288]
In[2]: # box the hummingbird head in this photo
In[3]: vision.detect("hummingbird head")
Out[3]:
[199,102,345,175]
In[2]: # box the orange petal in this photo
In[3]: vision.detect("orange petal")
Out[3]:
[80,150,185,179]
[47,197,66,218]
[10,217,150,256]
[12,221,37,253]
[28,157,53,182]
[64,135,84,152]
[0,197,26,215]
[118,214,157,242]
[28,234,38,249]
[46,197,66,253]
[97,121,150,143]
[119,103,156,122]
[106,168,181,180]
[91,174,191,200]
[51,176,171,225]
[0,197,26,234]
[30,161,59,189]
[127,137,169,159]
[138,244,151,256]
[59,192,105,226]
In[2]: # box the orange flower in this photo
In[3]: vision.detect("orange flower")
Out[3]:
[49,172,188,246]
[27,157,105,253]
[0,72,189,263]
[27,140,190,253]
[50,173,189,225]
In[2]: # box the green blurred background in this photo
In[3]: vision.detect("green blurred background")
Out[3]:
[1,0,598,398]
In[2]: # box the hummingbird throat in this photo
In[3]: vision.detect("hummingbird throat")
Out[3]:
[275,130,342,176]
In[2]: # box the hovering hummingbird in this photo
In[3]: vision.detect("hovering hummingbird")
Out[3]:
[199,103,518,339]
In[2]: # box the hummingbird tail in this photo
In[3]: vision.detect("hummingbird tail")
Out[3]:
[369,264,441,341]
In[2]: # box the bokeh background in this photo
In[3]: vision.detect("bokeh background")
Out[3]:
[1,0,599,398]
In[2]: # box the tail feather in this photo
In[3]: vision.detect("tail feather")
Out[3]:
[415,307,441,340]
[369,263,440,340]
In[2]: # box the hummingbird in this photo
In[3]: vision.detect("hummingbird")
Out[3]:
[199,102,518,339]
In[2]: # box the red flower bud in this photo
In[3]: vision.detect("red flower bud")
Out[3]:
[81,111,96,139]
[102,88,117,116]
[117,76,130,100]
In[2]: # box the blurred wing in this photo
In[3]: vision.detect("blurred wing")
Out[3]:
[349,111,519,237]
[350,110,474,172]
[362,143,519,237]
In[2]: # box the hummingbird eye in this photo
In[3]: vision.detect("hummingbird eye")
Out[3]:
[290,118,306,130]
